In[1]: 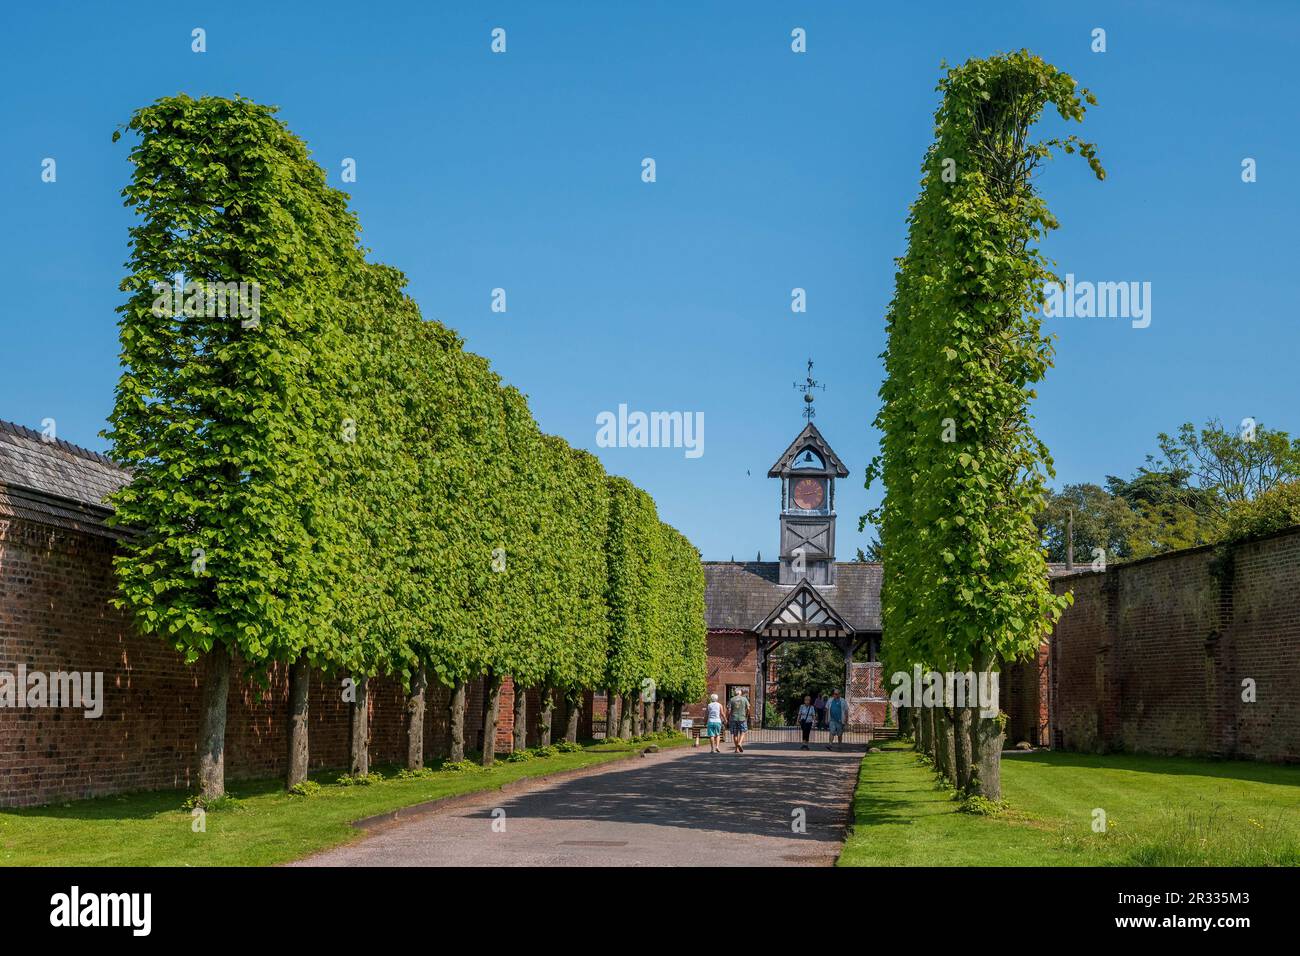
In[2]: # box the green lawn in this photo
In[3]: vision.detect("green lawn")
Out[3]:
[839,742,1300,866]
[0,737,684,867]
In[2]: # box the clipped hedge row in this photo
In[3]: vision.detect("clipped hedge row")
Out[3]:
[107,94,706,796]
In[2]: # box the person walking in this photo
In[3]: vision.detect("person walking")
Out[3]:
[797,695,816,750]
[826,689,848,751]
[727,687,751,753]
[813,692,827,731]
[704,694,725,753]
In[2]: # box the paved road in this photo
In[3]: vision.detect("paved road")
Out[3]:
[293,741,864,866]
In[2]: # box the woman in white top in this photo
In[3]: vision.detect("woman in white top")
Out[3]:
[705,693,724,753]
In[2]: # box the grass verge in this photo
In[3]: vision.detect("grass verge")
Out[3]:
[0,734,687,867]
[838,741,1300,866]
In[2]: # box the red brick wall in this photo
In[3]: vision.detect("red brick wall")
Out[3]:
[684,631,758,720]
[519,686,593,746]
[1037,528,1300,761]
[0,515,522,807]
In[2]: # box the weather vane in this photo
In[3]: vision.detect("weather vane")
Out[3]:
[794,358,824,421]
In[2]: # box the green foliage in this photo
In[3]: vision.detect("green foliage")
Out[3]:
[1225,480,1300,543]
[338,772,384,787]
[603,478,660,695]
[555,740,583,753]
[107,94,709,767]
[865,52,1100,676]
[288,780,323,797]
[775,642,845,722]
[1037,420,1300,562]
[958,795,1009,815]
[1151,419,1300,510]
[107,94,361,670]
[439,760,486,774]
[181,794,246,812]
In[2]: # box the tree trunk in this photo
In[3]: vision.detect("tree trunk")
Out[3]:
[564,691,582,743]
[349,673,369,777]
[619,693,634,738]
[936,706,956,787]
[481,672,502,767]
[631,696,644,736]
[954,705,973,793]
[198,643,231,800]
[968,655,1005,799]
[605,690,620,739]
[672,699,683,731]
[654,699,665,732]
[406,665,427,771]
[512,683,527,753]
[449,679,466,762]
[537,684,554,747]
[286,652,310,789]
[924,702,936,760]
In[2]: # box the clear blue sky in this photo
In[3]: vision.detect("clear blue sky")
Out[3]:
[3,1,1297,560]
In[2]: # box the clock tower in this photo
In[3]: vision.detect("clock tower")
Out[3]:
[768,362,849,586]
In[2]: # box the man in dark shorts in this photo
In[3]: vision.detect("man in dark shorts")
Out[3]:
[727,688,750,753]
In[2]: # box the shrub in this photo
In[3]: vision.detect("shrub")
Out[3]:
[959,795,1009,816]
[439,760,485,773]
[394,767,434,780]
[338,772,385,787]
[288,780,322,798]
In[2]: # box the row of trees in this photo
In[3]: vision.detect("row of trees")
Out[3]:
[1037,418,1300,564]
[106,95,706,799]
[866,53,1104,799]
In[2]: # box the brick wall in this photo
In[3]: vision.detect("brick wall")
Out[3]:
[0,514,527,807]
[684,631,758,720]
[1035,527,1300,761]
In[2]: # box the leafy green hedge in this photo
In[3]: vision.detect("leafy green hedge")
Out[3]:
[106,94,707,792]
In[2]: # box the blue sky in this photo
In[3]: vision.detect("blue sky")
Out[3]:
[3,1,1297,560]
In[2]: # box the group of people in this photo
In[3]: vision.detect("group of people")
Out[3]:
[700,687,849,753]
[703,689,751,753]
[798,691,848,750]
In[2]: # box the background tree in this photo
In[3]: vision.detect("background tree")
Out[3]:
[774,643,844,723]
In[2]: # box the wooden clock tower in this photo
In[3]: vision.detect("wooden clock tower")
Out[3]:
[768,361,849,586]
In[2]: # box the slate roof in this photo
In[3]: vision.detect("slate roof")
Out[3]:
[0,420,130,538]
[704,560,1084,635]
[704,561,883,633]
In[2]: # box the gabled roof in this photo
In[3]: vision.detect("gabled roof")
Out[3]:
[757,577,851,636]
[703,560,1082,636]
[766,422,849,478]
[0,420,129,538]
[703,561,882,633]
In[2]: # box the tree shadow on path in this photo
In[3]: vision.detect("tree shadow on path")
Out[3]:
[468,742,863,842]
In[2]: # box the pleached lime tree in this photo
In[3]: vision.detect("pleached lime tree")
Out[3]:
[603,477,661,737]
[108,94,707,793]
[866,52,1103,799]
[656,524,708,729]
[107,95,359,800]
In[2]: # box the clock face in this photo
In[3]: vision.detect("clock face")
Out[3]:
[793,477,825,510]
